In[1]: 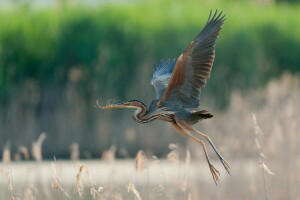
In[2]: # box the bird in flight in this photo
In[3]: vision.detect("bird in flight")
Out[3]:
[99,10,228,184]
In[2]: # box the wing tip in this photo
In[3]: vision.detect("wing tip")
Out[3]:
[207,9,226,25]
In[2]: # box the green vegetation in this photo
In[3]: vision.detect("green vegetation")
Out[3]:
[1,1,300,105]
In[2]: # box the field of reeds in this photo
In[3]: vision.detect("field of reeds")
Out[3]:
[1,74,299,200]
[2,0,300,158]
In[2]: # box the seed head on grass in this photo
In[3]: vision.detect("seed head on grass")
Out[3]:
[76,164,85,199]
[135,150,147,172]
[85,165,101,199]
[2,142,11,164]
[101,145,116,163]
[127,182,142,200]
[75,163,101,199]
[51,158,70,199]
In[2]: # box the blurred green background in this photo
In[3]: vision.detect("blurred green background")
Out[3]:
[1,0,300,158]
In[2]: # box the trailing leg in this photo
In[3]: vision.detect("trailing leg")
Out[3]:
[192,129,230,174]
[172,122,220,184]
[174,118,230,175]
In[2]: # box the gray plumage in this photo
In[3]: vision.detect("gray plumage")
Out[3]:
[100,10,229,184]
[151,59,176,99]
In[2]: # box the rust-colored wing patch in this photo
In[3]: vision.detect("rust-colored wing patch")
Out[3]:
[160,42,195,102]
[158,10,225,108]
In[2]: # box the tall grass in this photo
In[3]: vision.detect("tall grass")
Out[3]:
[1,74,300,199]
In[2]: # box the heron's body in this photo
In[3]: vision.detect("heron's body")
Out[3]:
[99,10,229,184]
[133,99,213,125]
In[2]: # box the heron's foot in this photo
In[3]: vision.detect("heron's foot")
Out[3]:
[209,163,220,185]
[220,157,231,175]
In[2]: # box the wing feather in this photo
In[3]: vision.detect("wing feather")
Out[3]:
[151,59,176,99]
[159,10,225,108]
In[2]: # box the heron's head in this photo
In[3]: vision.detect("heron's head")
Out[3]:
[100,100,146,109]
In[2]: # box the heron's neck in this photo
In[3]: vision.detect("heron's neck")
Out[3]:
[133,104,155,123]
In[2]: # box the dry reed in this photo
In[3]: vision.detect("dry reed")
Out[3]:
[70,143,80,160]
[252,113,275,200]
[101,145,116,163]
[32,133,46,161]
[50,158,70,199]
[84,165,101,199]
[127,182,142,200]
[1,74,299,200]
[6,168,15,200]
[75,163,102,199]
[76,164,85,199]
[135,150,147,172]
[2,142,11,164]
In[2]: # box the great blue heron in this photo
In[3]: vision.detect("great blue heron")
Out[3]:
[99,10,228,184]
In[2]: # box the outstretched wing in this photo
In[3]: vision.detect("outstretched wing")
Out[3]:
[151,59,177,99]
[159,10,225,108]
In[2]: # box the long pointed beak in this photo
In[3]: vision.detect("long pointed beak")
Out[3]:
[100,103,127,109]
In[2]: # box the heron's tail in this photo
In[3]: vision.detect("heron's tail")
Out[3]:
[193,110,213,120]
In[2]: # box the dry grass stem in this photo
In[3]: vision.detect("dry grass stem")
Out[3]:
[252,113,274,200]
[84,166,101,199]
[2,142,11,164]
[127,182,142,200]
[6,168,15,200]
[260,162,275,176]
[75,163,101,199]
[51,160,71,199]
[32,133,47,161]
[101,145,116,163]
[76,164,85,199]
[252,113,275,175]
[70,143,80,160]
[135,150,147,172]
